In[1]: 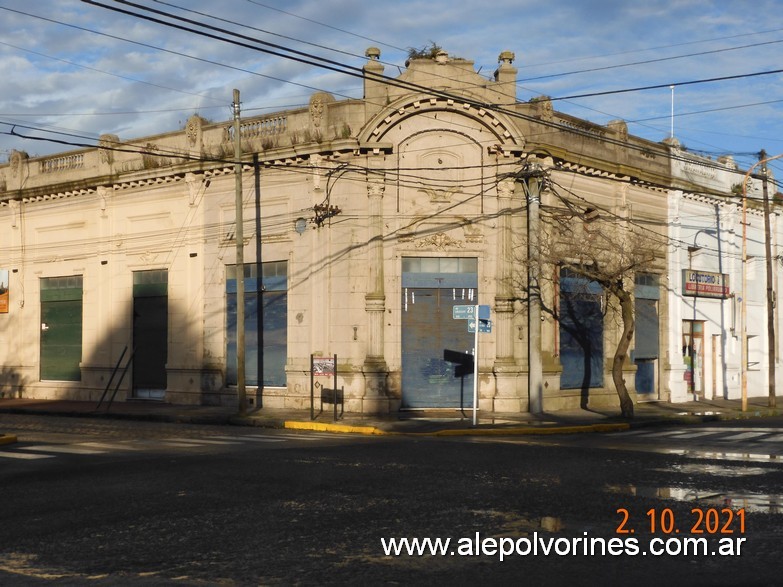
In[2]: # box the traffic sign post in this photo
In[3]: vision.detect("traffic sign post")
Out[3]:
[453,304,491,426]
[471,306,479,426]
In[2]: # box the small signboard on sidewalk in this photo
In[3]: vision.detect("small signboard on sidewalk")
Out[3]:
[312,356,335,376]
[311,354,339,422]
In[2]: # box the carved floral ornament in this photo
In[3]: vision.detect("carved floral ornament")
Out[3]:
[310,96,324,127]
[309,92,334,129]
[367,177,385,198]
[414,232,465,250]
[186,116,204,147]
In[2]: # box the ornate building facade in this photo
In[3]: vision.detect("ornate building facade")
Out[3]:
[0,48,775,413]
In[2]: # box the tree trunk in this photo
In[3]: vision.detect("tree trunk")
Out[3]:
[611,286,635,419]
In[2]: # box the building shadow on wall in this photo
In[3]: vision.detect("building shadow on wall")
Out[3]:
[558,292,604,410]
[80,288,211,409]
[0,366,27,399]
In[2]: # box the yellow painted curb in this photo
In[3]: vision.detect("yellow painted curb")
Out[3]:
[284,420,388,435]
[282,421,629,437]
[0,434,18,446]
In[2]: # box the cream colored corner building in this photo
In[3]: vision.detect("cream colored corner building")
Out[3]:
[0,48,775,413]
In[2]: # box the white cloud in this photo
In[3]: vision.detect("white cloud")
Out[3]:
[0,0,780,172]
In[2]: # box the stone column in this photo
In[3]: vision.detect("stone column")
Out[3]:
[362,167,389,412]
[493,177,523,412]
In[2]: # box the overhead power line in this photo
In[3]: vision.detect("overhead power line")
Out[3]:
[243,0,407,53]
[519,37,783,83]
[79,0,772,182]
[551,68,783,102]
[0,1,773,165]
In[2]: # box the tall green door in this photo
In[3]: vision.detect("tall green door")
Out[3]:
[40,276,83,381]
[132,270,168,399]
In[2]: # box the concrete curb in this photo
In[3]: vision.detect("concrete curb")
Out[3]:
[430,422,631,436]
[281,420,631,436]
[0,434,18,446]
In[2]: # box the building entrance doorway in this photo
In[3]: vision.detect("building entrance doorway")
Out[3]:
[401,257,477,409]
[683,320,705,398]
[132,270,168,399]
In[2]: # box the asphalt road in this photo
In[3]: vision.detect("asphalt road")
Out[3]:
[0,414,781,586]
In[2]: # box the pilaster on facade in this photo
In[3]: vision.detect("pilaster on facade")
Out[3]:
[492,176,523,411]
[362,163,390,411]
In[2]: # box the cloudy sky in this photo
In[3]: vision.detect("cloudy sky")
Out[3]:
[1,0,782,176]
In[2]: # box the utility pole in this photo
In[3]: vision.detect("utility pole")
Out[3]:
[521,162,545,415]
[253,154,264,408]
[741,151,783,410]
[761,150,776,409]
[741,156,753,412]
[233,89,246,414]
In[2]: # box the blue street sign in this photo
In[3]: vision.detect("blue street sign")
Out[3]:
[453,305,476,319]
[453,304,491,320]
[468,319,492,333]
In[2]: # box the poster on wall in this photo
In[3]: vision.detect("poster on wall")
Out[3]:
[0,269,7,313]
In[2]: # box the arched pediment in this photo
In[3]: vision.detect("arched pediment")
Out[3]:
[358,94,525,153]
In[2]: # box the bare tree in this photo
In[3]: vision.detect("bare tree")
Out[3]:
[516,175,664,419]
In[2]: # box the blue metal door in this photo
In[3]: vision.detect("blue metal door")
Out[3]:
[401,257,477,409]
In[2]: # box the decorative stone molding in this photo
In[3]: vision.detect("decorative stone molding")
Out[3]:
[419,186,461,204]
[97,186,110,215]
[498,50,515,65]
[40,154,84,174]
[607,119,628,141]
[8,199,19,228]
[185,115,203,147]
[185,173,203,207]
[309,92,335,141]
[497,178,514,200]
[9,150,28,178]
[530,96,554,122]
[367,179,385,198]
[414,232,465,250]
[99,134,119,165]
[310,154,324,192]
[462,222,483,244]
[364,96,523,150]
[138,251,160,264]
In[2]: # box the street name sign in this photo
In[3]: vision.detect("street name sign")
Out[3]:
[453,304,490,320]
[468,319,492,333]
